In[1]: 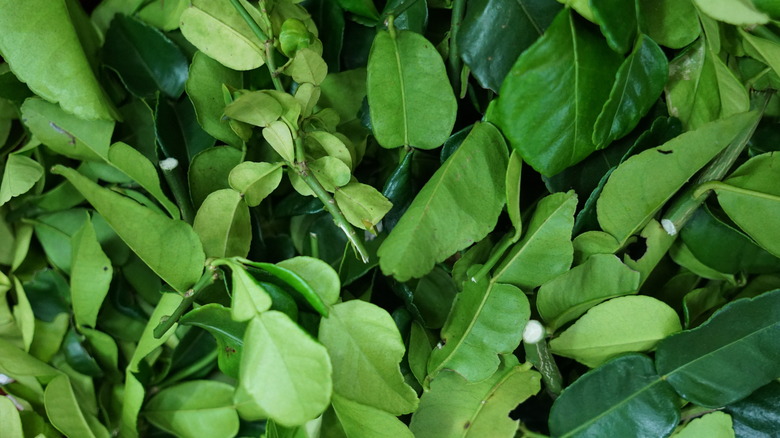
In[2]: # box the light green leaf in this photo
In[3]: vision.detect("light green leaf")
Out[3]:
[309,157,351,192]
[693,0,769,25]
[495,9,621,176]
[45,374,109,438]
[225,91,283,128]
[0,154,43,206]
[593,35,668,148]
[0,337,60,380]
[378,123,508,281]
[741,30,780,83]
[410,355,541,438]
[638,0,700,49]
[0,397,23,437]
[70,218,112,328]
[319,300,418,415]
[709,153,780,257]
[549,354,680,437]
[277,256,340,306]
[334,181,392,231]
[319,68,367,123]
[294,82,320,118]
[550,296,681,367]
[229,161,284,207]
[51,166,205,292]
[138,0,190,30]
[186,51,244,147]
[263,120,296,163]
[239,258,329,316]
[0,0,117,120]
[330,394,414,438]
[239,311,332,426]
[214,259,272,321]
[505,150,522,240]
[145,380,239,438]
[289,48,328,85]
[537,254,640,331]
[180,304,248,378]
[656,286,780,407]
[367,29,457,149]
[21,98,114,161]
[193,189,251,259]
[10,277,34,351]
[108,142,180,219]
[180,0,266,70]
[428,276,529,382]
[673,412,734,438]
[596,111,759,245]
[306,131,353,169]
[189,145,244,208]
[493,191,576,289]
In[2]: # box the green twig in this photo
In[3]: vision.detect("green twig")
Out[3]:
[523,320,563,398]
[229,0,284,92]
[448,0,467,92]
[471,232,514,284]
[153,267,218,338]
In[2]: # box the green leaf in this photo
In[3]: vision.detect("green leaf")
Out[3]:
[21,98,114,161]
[239,311,332,426]
[137,0,190,30]
[590,0,636,54]
[334,0,379,21]
[145,380,239,438]
[550,296,681,368]
[0,397,23,437]
[155,96,215,166]
[505,150,523,240]
[724,381,780,437]
[319,68,367,123]
[214,259,272,321]
[596,111,759,245]
[593,35,668,148]
[289,48,328,85]
[225,91,284,128]
[656,289,780,407]
[334,181,392,231]
[366,29,457,149]
[193,189,251,258]
[277,256,340,306]
[180,303,248,378]
[693,0,769,25]
[707,153,780,258]
[428,276,529,381]
[410,355,541,438]
[306,131,353,169]
[240,259,329,317]
[330,394,414,438]
[680,205,780,274]
[229,161,284,206]
[493,191,577,289]
[189,145,243,208]
[672,411,734,438]
[0,154,43,206]
[309,157,351,192]
[108,142,180,219]
[263,120,296,162]
[0,0,117,120]
[51,166,205,292]
[638,0,700,49]
[537,254,640,331]
[457,0,561,92]
[103,14,188,98]
[548,354,679,437]
[742,30,780,79]
[319,300,418,415]
[70,218,112,328]
[495,9,621,176]
[378,123,508,281]
[45,374,109,438]
[186,51,244,147]
[280,18,315,57]
[180,0,266,71]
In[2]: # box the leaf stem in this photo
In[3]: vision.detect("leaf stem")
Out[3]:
[159,158,195,224]
[153,267,218,338]
[471,232,514,284]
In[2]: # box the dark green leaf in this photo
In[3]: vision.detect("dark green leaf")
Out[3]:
[458,0,561,92]
[180,304,248,379]
[637,0,699,49]
[155,96,216,166]
[725,381,780,437]
[590,0,636,54]
[103,14,188,98]
[494,9,621,176]
[549,354,679,437]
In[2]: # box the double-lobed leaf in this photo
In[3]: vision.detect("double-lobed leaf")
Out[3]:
[367,28,457,149]
[495,9,621,176]
[378,123,508,281]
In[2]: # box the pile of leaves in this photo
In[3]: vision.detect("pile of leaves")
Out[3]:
[2,0,780,436]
